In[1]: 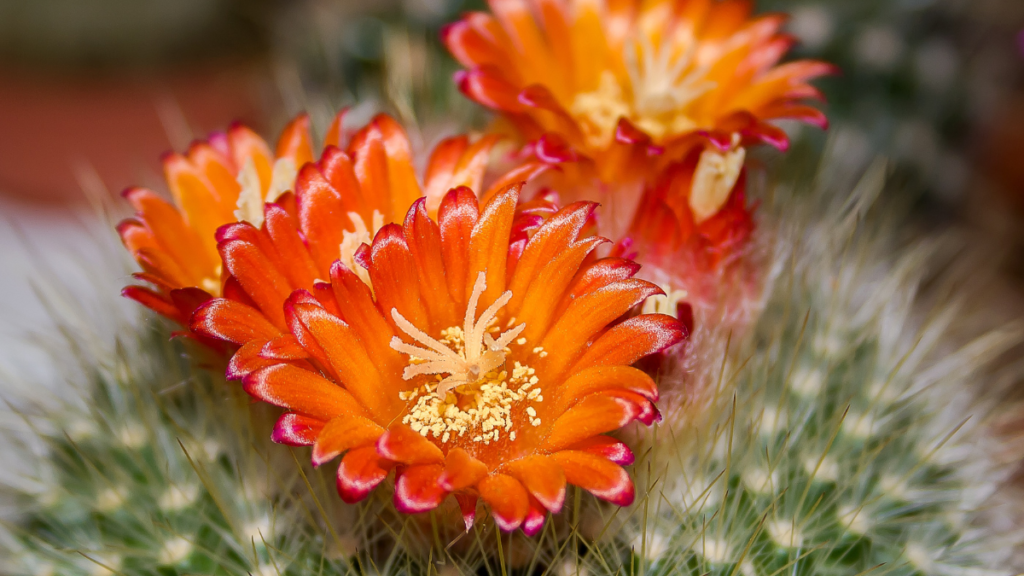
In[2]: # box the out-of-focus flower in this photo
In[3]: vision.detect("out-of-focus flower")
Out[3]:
[443,0,832,188]
[118,112,549,349]
[443,0,831,284]
[118,114,316,329]
[192,185,686,533]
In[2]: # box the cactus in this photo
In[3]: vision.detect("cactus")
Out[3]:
[3,150,1021,575]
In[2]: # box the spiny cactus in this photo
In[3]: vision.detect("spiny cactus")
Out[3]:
[3,155,1023,575]
[605,162,1024,576]
[0,322,294,575]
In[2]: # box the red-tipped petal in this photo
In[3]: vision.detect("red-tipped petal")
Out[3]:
[243,364,369,422]
[554,366,658,413]
[506,455,566,513]
[543,395,639,452]
[312,416,386,467]
[479,474,529,532]
[567,436,635,465]
[190,298,280,344]
[551,451,634,506]
[572,314,685,372]
[337,446,389,504]
[394,464,447,514]
[439,448,489,491]
[272,413,325,446]
[522,499,547,537]
[456,493,478,531]
[376,425,445,466]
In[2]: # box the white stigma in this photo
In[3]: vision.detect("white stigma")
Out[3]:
[339,210,384,289]
[390,272,526,397]
[690,135,745,223]
[234,156,298,227]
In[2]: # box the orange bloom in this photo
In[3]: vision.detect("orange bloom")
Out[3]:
[444,0,832,236]
[118,113,318,330]
[192,185,685,533]
[118,112,548,349]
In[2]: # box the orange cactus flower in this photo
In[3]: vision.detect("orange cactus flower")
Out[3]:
[443,0,833,232]
[118,111,547,349]
[191,184,686,533]
[117,113,318,329]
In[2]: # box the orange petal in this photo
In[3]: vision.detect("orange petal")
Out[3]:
[264,204,320,288]
[370,224,430,330]
[572,314,685,372]
[324,108,347,149]
[376,425,445,466]
[319,146,372,222]
[227,123,274,197]
[567,435,635,465]
[372,114,423,219]
[522,497,547,537]
[286,300,389,415]
[508,201,596,314]
[467,183,520,310]
[162,154,233,260]
[563,258,640,304]
[312,415,386,467]
[550,451,634,506]
[187,142,241,215]
[438,448,489,491]
[328,262,401,379]
[337,445,389,504]
[404,198,458,329]
[190,298,280,344]
[423,135,470,212]
[541,280,663,375]
[122,187,213,282]
[276,114,314,168]
[227,339,280,380]
[219,239,293,329]
[449,134,502,195]
[122,286,181,323]
[542,395,639,453]
[348,123,392,219]
[553,366,658,414]
[438,187,479,307]
[394,464,447,514]
[479,474,529,532]
[456,68,524,112]
[295,163,349,274]
[243,364,369,422]
[506,455,566,513]
[516,236,606,343]
[272,413,325,446]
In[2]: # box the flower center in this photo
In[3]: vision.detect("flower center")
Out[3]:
[568,33,717,147]
[390,272,543,445]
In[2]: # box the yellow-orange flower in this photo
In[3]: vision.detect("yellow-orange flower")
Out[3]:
[443,0,833,237]
[117,114,317,328]
[445,0,831,175]
[118,112,547,349]
[192,185,686,533]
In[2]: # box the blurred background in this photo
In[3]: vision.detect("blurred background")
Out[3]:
[1,0,1023,381]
